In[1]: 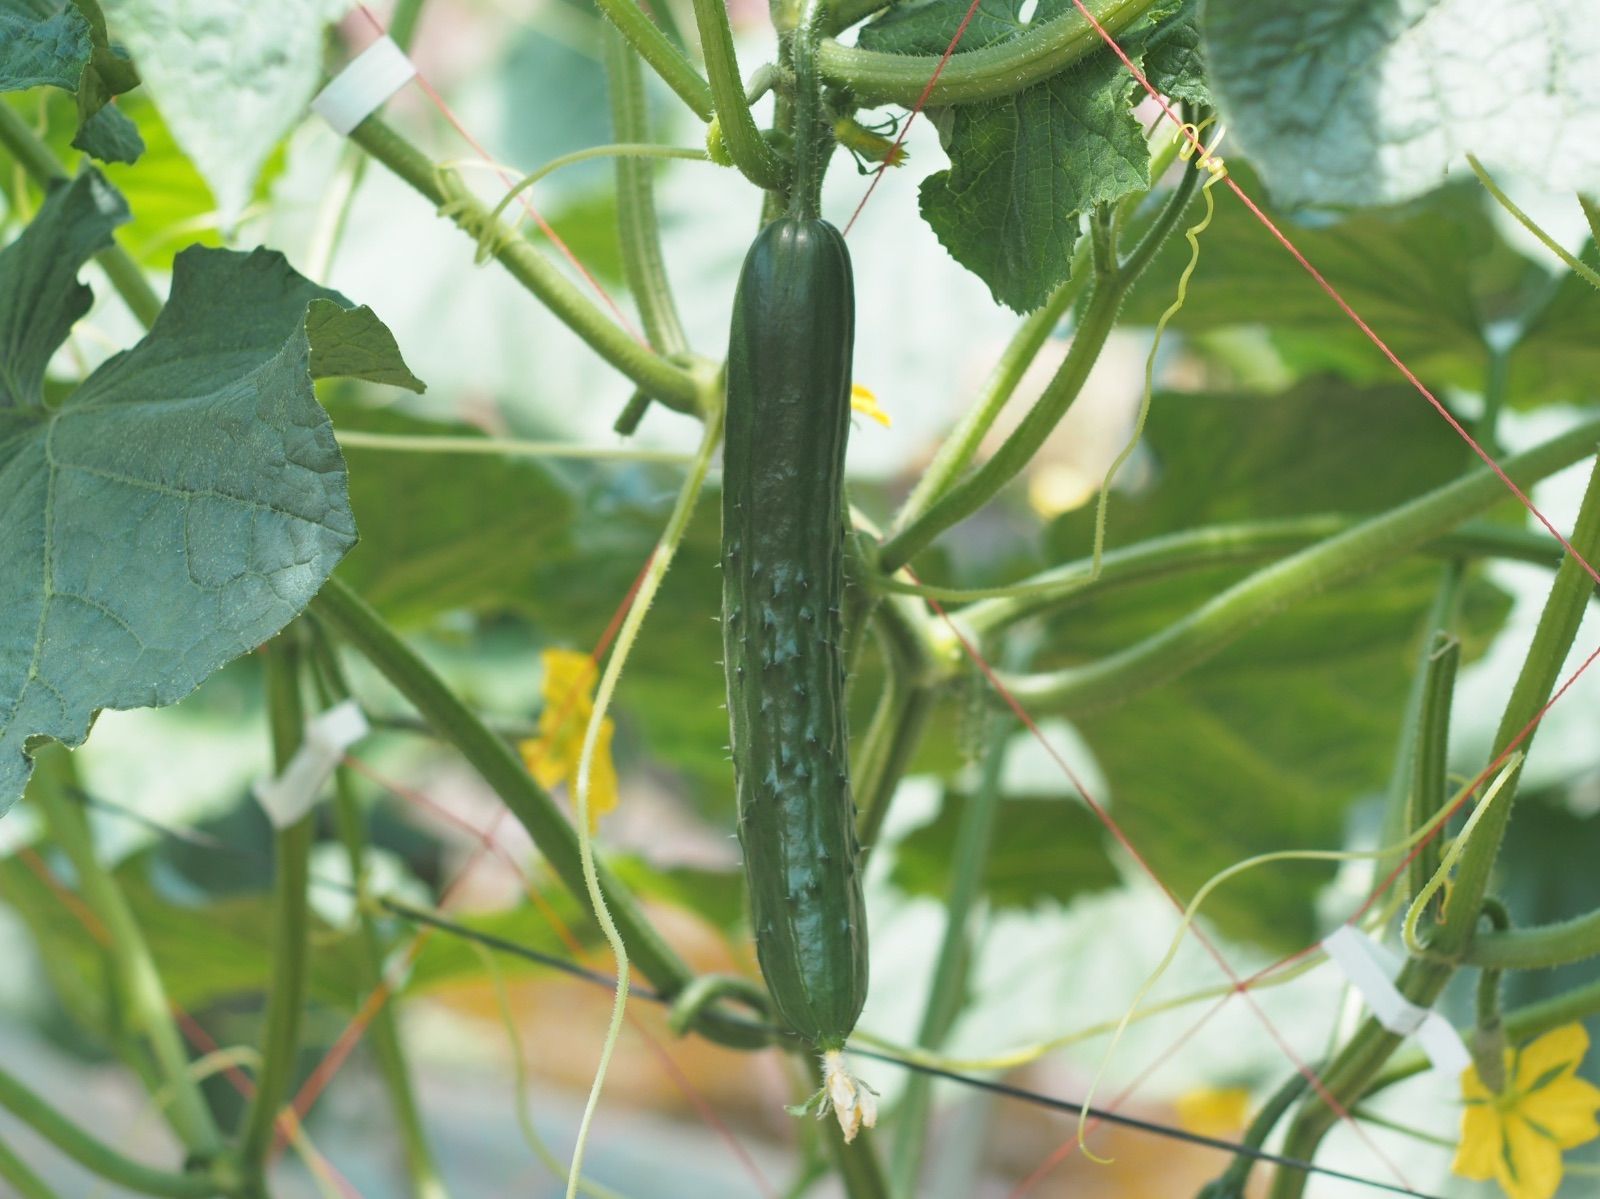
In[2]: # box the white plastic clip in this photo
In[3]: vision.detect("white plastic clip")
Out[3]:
[253,700,369,828]
[311,37,417,136]
[1322,925,1472,1078]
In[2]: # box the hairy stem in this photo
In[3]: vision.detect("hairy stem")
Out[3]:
[27,752,223,1158]
[889,270,1087,539]
[692,0,787,189]
[1434,456,1600,957]
[239,641,314,1179]
[817,0,1160,106]
[346,116,702,411]
[931,518,1557,639]
[604,28,691,358]
[308,579,772,1045]
[998,418,1600,714]
[0,1065,225,1197]
[889,729,1009,1195]
[880,162,1202,572]
[595,0,716,120]
[306,636,450,1199]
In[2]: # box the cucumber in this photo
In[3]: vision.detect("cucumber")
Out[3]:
[722,216,867,1054]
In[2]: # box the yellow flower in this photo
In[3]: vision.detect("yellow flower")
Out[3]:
[1175,1087,1251,1138]
[1454,1023,1600,1199]
[850,383,890,427]
[519,649,618,832]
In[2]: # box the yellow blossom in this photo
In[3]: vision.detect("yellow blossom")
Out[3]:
[850,383,890,427]
[1454,1023,1600,1199]
[519,649,618,832]
[1175,1087,1251,1138]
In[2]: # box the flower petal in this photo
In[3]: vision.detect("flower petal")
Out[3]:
[849,383,891,427]
[1515,1024,1589,1093]
[1498,1114,1565,1199]
[1521,1075,1600,1149]
[1452,1103,1503,1181]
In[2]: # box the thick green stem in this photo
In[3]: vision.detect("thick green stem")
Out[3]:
[1434,456,1600,958]
[940,518,1557,640]
[1467,906,1600,970]
[1405,627,1460,907]
[997,418,1600,714]
[880,272,1121,571]
[0,1137,58,1199]
[239,642,314,1179]
[595,0,715,120]
[889,271,1086,540]
[0,1066,224,1197]
[692,0,786,190]
[1197,1072,1307,1198]
[889,730,1009,1196]
[28,753,222,1158]
[604,29,690,358]
[853,596,941,852]
[787,0,831,220]
[0,103,163,329]
[346,117,702,412]
[308,580,754,1036]
[880,162,1202,572]
[306,635,450,1199]
[823,0,888,33]
[1268,958,1453,1199]
[817,0,1160,106]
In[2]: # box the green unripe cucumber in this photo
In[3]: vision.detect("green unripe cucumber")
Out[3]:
[722,216,867,1052]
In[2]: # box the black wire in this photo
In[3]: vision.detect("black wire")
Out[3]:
[60,789,1448,1199]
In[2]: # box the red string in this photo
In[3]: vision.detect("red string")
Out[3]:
[841,0,987,236]
[350,5,647,346]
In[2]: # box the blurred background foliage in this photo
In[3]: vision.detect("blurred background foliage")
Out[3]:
[3,0,1600,1194]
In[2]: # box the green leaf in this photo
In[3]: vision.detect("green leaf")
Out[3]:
[1038,382,1513,947]
[1119,170,1550,398]
[0,853,367,1016]
[0,0,90,92]
[1141,0,1207,106]
[305,300,427,394]
[1202,0,1600,208]
[69,97,142,163]
[101,0,345,218]
[1511,241,1600,408]
[0,171,365,813]
[859,0,1180,311]
[333,407,579,624]
[0,2,143,164]
[891,790,1120,909]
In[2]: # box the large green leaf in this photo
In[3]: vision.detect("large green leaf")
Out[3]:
[1119,171,1554,399]
[0,853,367,1019]
[891,788,1120,910]
[0,0,143,164]
[1032,383,1513,947]
[101,0,344,217]
[0,0,90,92]
[0,171,407,812]
[1203,0,1600,208]
[858,0,1184,312]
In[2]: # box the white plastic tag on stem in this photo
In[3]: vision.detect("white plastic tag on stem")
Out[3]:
[253,700,369,829]
[1322,925,1472,1079]
[311,37,417,136]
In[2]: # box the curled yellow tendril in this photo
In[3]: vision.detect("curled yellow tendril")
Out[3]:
[1091,120,1228,577]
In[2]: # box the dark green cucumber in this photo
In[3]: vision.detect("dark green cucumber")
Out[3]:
[722,216,867,1052]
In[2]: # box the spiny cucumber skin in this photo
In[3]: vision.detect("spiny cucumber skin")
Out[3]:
[722,217,867,1051]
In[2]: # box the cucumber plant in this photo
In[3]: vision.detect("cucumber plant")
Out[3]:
[1,0,1599,1198]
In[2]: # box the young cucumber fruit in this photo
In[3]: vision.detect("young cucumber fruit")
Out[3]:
[722,216,867,1054]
